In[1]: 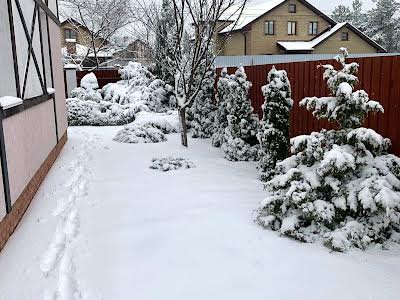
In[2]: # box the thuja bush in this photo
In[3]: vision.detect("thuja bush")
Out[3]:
[256,48,400,252]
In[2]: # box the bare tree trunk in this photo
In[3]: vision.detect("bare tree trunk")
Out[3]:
[179,106,188,147]
[91,37,100,70]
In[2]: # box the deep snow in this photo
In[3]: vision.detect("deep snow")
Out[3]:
[0,127,399,299]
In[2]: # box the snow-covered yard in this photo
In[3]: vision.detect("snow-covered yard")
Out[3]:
[0,126,400,300]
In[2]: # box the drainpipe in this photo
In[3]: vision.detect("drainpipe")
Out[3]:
[240,31,247,55]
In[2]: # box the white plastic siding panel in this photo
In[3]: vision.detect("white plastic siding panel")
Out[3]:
[48,19,68,135]
[11,0,43,99]
[0,0,17,97]
[47,0,58,15]
[40,10,53,88]
[3,100,57,204]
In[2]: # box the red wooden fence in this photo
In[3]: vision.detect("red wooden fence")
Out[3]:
[218,55,400,156]
[75,56,400,155]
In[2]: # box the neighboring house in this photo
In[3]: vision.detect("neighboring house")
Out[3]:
[60,18,114,68]
[111,39,152,67]
[0,0,68,251]
[217,0,386,55]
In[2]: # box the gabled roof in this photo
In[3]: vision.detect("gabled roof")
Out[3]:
[219,0,336,34]
[277,22,386,53]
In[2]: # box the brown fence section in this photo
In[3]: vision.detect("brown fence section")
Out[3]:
[218,55,400,156]
[77,70,121,88]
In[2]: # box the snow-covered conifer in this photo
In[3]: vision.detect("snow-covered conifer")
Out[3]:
[211,68,230,147]
[222,66,260,161]
[256,48,400,251]
[190,44,217,138]
[257,66,293,181]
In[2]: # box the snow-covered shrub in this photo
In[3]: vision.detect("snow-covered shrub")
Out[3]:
[80,72,99,89]
[101,62,167,111]
[257,66,293,181]
[256,48,400,252]
[66,98,136,126]
[150,157,195,172]
[113,124,167,144]
[134,110,180,134]
[190,66,216,138]
[212,68,230,147]
[71,72,102,102]
[222,66,260,161]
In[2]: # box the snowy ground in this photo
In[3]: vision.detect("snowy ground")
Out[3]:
[0,126,400,300]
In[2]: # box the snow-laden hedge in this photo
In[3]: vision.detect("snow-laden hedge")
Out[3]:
[67,63,169,126]
[113,124,166,144]
[113,111,179,144]
[150,157,195,172]
[67,98,141,126]
[256,48,400,251]
[102,62,167,111]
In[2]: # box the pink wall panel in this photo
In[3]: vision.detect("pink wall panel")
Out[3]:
[3,101,57,204]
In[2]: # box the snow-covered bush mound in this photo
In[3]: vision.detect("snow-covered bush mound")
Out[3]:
[150,157,195,172]
[71,72,102,102]
[67,98,136,126]
[81,72,99,90]
[102,62,167,111]
[113,124,166,144]
[134,111,180,134]
[256,48,400,252]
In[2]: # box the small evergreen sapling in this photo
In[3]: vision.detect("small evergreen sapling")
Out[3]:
[190,45,217,138]
[257,66,293,181]
[222,66,260,161]
[212,68,230,147]
[256,48,400,251]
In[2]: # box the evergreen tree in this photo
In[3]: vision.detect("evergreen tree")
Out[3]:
[256,48,400,252]
[211,68,230,147]
[190,39,217,138]
[190,67,217,138]
[154,0,176,85]
[367,0,400,52]
[257,66,293,181]
[222,66,260,161]
[331,5,353,22]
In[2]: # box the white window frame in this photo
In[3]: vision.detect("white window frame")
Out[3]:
[309,22,318,35]
[265,21,275,35]
[288,21,297,35]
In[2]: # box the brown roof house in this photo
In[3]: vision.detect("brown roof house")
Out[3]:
[216,0,386,55]
[0,0,68,251]
[60,18,114,68]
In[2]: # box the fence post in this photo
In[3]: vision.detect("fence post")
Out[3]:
[64,64,77,98]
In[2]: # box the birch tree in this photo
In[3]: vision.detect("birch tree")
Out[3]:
[131,0,248,147]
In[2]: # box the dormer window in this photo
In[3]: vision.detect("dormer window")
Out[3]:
[309,22,318,35]
[289,4,296,13]
[65,29,77,40]
[341,32,349,41]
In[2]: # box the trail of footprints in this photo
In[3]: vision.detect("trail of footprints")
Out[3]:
[40,131,99,300]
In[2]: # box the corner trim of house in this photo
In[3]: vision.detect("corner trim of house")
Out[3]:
[0,130,68,252]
